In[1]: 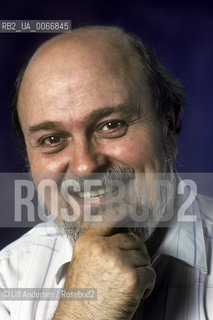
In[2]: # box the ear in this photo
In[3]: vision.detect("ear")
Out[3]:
[165,110,179,157]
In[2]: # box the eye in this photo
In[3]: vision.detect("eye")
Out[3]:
[96,120,128,138]
[38,134,68,153]
[41,135,64,146]
[102,121,122,130]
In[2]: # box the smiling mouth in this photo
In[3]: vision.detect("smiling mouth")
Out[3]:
[67,185,118,199]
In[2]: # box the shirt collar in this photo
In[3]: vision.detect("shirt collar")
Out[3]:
[54,234,73,285]
[34,219,74,284]
[153,179,207,274]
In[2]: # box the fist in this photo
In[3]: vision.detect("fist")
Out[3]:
[62,228,156,320]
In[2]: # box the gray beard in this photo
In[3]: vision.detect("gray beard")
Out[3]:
[56,169,175,243]
[56,141,175,244]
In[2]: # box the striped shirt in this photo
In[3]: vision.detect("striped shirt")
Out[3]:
[0,191,213,319]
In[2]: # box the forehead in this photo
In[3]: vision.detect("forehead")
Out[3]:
[17,35,152,128]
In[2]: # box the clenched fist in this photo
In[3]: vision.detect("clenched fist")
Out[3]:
[53,227,156,320]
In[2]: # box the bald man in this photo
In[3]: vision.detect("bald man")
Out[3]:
[1,26,213,319]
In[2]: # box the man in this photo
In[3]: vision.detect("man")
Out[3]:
[0,26,212,319]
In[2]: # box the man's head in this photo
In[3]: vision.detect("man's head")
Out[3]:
[12,26,184,241]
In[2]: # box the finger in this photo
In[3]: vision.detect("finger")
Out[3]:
[110,232,147,251]
[137,266,156,300]
[121,249,151,267]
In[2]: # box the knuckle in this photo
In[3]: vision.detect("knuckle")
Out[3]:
[108,254,123,272]
[147,266,156,281]
[128,266,156,300]
[138,240,149,253]
[139,250,151,265]
[90,239,109,256]
[141,266,156,288]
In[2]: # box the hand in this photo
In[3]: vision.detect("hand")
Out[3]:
[53,227,156,320]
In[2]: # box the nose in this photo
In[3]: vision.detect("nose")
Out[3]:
[66,138,110,176]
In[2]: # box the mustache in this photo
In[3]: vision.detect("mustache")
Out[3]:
[62,165,135,191]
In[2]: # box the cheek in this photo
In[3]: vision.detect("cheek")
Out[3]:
[26,140,67,175]
[27,151,65,187]
[103,130,163,172]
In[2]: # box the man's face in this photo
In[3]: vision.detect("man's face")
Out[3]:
[17,36,173,240]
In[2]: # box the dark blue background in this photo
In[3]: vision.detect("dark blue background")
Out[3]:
[0,1,213,248]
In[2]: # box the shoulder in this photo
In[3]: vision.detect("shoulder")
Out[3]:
[0,220,71,289]
[0,220,60,261]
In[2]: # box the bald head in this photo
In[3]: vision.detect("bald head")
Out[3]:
[12,25,184,140]
[20,26,144,100]
[29,26,139,66]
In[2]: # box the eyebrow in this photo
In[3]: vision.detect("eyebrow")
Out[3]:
[28,121,62,134]
[28,102,140,135]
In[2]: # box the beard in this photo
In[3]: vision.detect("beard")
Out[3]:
[55,127,175,244]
